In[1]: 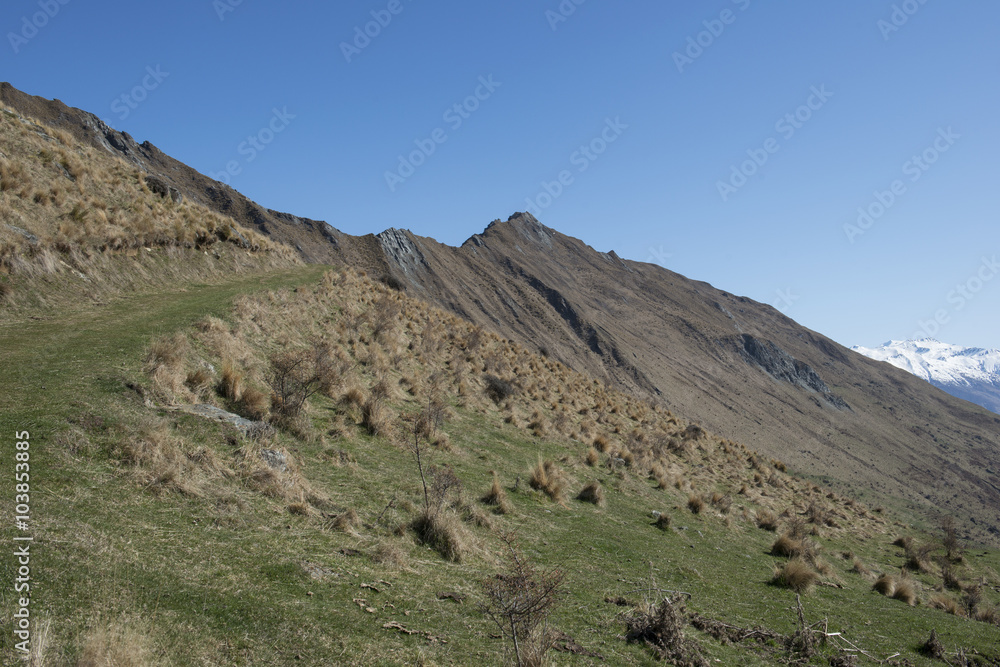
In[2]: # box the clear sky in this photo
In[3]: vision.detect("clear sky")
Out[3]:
[4,0,999,350]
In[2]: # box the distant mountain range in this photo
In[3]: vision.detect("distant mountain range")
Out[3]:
[853,339,1000,414]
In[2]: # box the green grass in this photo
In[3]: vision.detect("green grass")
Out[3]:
[1,261,998,666]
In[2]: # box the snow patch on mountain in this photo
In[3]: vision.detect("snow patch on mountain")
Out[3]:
[852,339,1000,413]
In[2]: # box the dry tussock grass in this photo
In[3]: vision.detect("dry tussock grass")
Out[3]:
[411,509,471,563]
[76,615,155,667]
[481,474,512,514]
[529,459,566,503]
[0,108,285,284]
[771,558,818,594]
[115,418,232,498]
[577,481,605,506]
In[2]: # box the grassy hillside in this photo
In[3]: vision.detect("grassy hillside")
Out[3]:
[1,101,998,666]
[2,261,998,665]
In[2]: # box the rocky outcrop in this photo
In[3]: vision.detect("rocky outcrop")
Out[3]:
[732,334,848,409]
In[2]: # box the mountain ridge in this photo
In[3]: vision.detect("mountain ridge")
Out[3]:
[3,81,999,543]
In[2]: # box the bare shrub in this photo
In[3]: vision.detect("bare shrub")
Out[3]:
[484,374,516,405]
[941,516,962,561]
[479,532,565,667]
[624,596,708,666]
[576,481,604,506]
[267,343,337,420]
[771,558,818,594]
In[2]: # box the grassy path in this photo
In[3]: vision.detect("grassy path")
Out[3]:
[0,264,329,423]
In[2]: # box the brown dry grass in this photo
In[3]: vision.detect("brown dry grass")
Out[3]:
[481,474,512,514]
[577,481,605,506]
[0,106,283,282]
[76,616,154,667]
[771,558,818,594]
[529,459,566,503]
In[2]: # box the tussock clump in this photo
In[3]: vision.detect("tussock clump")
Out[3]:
[361,396,391,437]
[593,433,610,452]
[585,447,600,467]
[851,559,872,578]
[687,494,705,514]
[218,360,244,401]
[329,509,360,533]
[929,594,963,617]
[654,513,672,531]
[145,332,192,402]
[481,474,511,514]
[904,541,934,574]
[115,419,231,498]
[771,558,818,594]
[771,533,808,559]
[873,574,896,597]
[756,509,779,532]
[238,386,270,421]
[184,367,214,397]
[892,577,918,606]
[529,459,566,503]
[577,481,605,506]
[411,510,469,563]
[624,597,709,666]
[372,540,408,570]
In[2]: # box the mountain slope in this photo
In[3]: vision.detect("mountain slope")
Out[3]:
[3,82,999,544]
[854,339,1000,414]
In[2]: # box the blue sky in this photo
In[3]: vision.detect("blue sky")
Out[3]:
[4,0,999,350]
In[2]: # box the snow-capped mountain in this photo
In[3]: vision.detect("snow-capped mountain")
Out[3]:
[852,339,1000,414]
